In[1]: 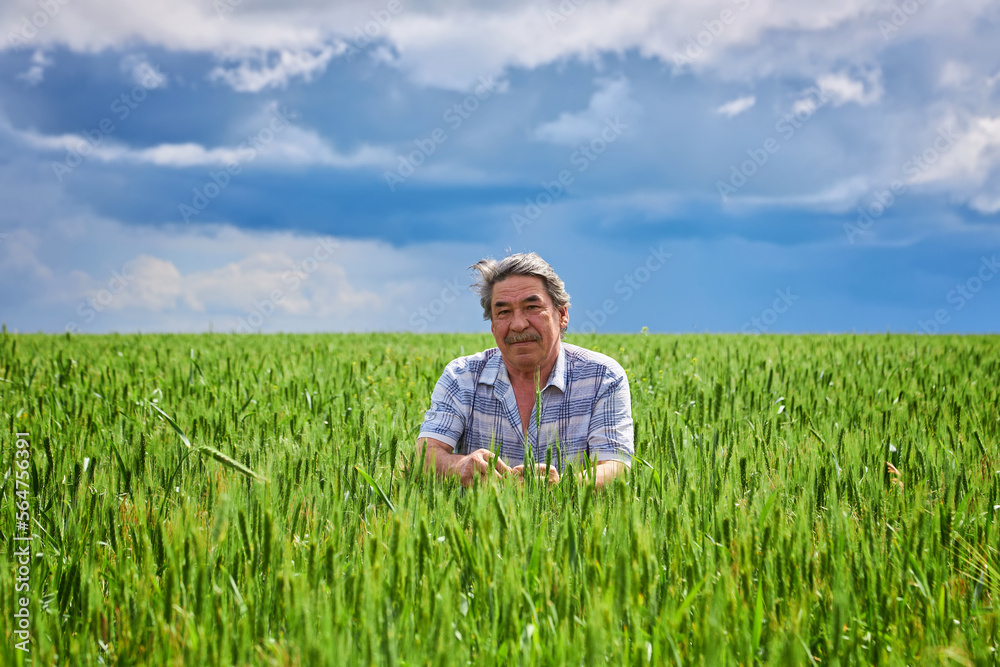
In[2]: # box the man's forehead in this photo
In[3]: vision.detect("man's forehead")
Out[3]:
[492,276,549,304]
[493,294,544,308]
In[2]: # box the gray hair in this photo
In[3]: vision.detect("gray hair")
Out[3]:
[470,253,571,332]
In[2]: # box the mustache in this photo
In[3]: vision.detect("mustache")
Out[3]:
[505,332,541,344]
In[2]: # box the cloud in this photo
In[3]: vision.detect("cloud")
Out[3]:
[815,69,884,107]
[89,255,184,311]
[99,250,378,317]
[385,1,889,89]
[786,70,883,117]
[533,77,641,145]
[0,209,490,333]
[1,0,326,54]
[7,104,394,169]
[969,194,1000,214]
[120,54,168,89]
[0,226,53,285]
[58,244,382,332]
[0,0,994,100]
[910,116,1000,188]
[208,45,341,92]
[727,177,872,212]
[715,95,755,118]
[16,49,52,85]
[938,60,972,89]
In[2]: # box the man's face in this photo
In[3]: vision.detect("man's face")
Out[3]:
[490,275,569,377]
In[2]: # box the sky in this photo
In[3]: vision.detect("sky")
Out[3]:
[1,0,998,335]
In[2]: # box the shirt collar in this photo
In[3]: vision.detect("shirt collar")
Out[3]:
[479,348,503,386]
[546,343,567,393]
[479,344,567,393]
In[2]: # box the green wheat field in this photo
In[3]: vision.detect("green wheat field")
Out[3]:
[1,332,998,665]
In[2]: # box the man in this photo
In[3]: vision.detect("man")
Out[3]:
[416,252,633,488]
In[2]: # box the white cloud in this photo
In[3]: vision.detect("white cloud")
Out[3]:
[892,113,1000,215]
[910,116,1000,187]
[0,1,947,91]
[0,226,53,284]
[16,50,52,86]
[533,77,641,145]
[208,45,340,92]
[120,54,168,89]
[385,1,897,89]
[8,104,394,169]
[0,0,993,105]
[786,69,883,117]
[938,60,972,89]
[715,95,755,118]
[815,69,884,107]
[0,212,490,333]
[1,0,324,54]
[969,193,1000,214]
[99,250,379,317]
[91,255,184,311]
[727,177,872,212]
[57,242,381,331]
[791,93,824,118]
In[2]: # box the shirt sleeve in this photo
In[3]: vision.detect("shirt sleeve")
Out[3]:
[587,371,634,466]
[417,362,469,451]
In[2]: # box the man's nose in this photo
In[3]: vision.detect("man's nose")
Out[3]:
[510,308,529,330]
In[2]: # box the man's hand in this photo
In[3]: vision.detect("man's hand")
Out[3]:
[512,463,560,485]
[511,461,625,487]
[450,448,514,487]
[417,438,629,488]
[579,460,626,488]
[417,437,515,487]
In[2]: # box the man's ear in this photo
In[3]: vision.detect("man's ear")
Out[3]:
[558,306,569,330]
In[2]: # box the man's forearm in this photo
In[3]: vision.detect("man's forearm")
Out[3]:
[417,439,515,486]
[418,438,461,476]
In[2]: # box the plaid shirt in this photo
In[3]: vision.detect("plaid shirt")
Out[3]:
[418,343,633,470]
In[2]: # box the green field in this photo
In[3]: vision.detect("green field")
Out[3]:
[2,332,998,665]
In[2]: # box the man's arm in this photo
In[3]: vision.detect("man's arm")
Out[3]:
[416,436,513,487]
[582,366,633,487]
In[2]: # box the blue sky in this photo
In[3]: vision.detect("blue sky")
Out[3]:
[1,0,998,334]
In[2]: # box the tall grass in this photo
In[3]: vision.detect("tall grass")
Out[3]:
[1,331,997,665]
